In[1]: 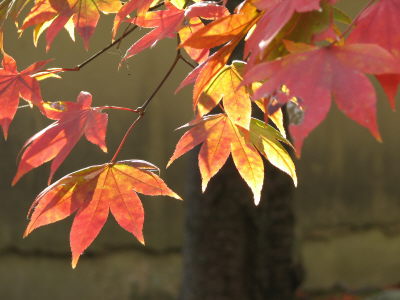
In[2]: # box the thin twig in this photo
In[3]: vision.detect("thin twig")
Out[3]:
[116,23,134,50]
[109,49,182,163]
[139,51,181,112]
[47,2,167,73]
[178,54,196,69]
[110,113,144,163]
[77,25,138,70]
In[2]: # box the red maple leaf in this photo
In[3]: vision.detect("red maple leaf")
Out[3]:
[121,2,228,62]
[13,91,108,185]
[244,42,400,154]
[24,159,181,268]
[347,0,400,109]
[0,53,50,138]
[244,0,322,62]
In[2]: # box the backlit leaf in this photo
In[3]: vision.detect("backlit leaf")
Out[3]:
[249,118,296,186]
[20,0,122,50]
[0,53,50,138]
[24,160,181,268]
[168,113,295,205]
[198,61,252,129]
[245,43,400,154]
[347,0,400,108]
[13,91,108,185]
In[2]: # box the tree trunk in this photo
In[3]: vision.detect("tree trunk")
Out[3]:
[180,153,301,300]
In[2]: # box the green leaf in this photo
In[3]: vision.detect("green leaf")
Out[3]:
[250,118,297,186]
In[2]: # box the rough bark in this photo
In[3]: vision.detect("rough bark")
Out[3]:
[180,153,300,300]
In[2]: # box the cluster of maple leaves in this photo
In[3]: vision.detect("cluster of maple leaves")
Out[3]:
[0,0,399,267]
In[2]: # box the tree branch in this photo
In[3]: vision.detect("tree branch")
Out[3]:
[109,49,182,163]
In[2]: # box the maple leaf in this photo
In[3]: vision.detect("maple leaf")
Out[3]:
[249,118,297,186]
[244,42,400,154]
[112,0,153,39]
[13,91,108,185]
[23,159,181,268]
[252,89,287,137]
[177,2,258,110]
[0,53,50,138]
[178,17,209,64]
[198,61,252,129]
[247,2,349,64]
[20,0,122,50]
[244,0,321,61]
[121,2,228,62]
[168,113,296,204]
[180,1,259,50]
[347,0,400,109]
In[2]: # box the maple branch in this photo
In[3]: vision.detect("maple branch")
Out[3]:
[110,113,144,164]
[109,50,182,163]
[179,54,196,69]
[138,51,181,112]
[51,2,168,72]
[77,25,139,70]
[116,23,135,50]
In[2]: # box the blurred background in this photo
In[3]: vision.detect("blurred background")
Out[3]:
[1,1,400,299]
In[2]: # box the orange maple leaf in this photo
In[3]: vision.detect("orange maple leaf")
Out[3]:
[168,114,296,205]
[177,2,259,109]
[24,159,181,268]
[198,62,252,129]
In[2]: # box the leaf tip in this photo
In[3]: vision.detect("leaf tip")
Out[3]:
[253,191,261,206]
[171,192,183,201]
[201,174,211,193]
[11,174,19,187]
[166,159,173,168]
[71,255,80,269]
[374,130,383,143]
[293,176,298,188]
[22,228,30,239]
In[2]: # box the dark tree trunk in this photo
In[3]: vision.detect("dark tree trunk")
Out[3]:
[180,0,300,297]
[180,154,301,300]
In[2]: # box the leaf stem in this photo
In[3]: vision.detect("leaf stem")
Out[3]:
[100,105,140,113]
